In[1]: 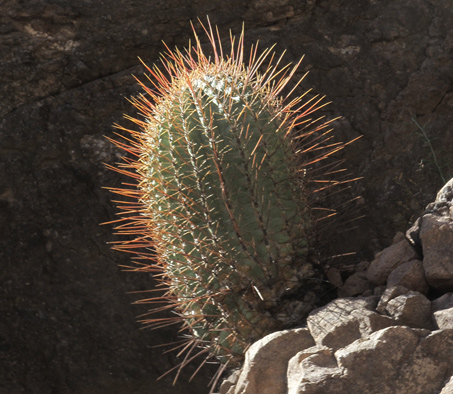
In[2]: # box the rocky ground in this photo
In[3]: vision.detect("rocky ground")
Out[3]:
[217,178,453,394]
[1,1,453,394]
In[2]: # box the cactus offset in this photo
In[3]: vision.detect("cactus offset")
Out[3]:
[107,20,355,380]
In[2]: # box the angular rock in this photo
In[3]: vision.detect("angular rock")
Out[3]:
[373,285,386,297]
[287,346,343,394]
[433,308,453,330]
[390,329,453,394]
[366,238,419,285]
[307,297,377,350]
[385,292,433,329]
[417,329,453,362]
[386,259,429,294]
[335,326,421,393]
[396,329,453,394]
[219,370,240,394]
[232,328,314,394]
[432,293,453,312]
[419,213,453,292]
[338,271,372,297]
[326,267,343,289]
[376,285,410,314]
[440,375,453,394]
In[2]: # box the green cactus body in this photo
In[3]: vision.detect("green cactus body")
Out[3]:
[109,20,349,375]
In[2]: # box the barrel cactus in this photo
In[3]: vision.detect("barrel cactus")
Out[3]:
[108,20,353,382]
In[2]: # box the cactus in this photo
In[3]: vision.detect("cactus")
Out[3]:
[107,19,354,383]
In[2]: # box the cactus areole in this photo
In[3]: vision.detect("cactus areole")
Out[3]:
[107,20,354,381]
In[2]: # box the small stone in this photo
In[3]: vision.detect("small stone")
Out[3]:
[326,267,343,288]
[432,293,453,312]
[395,329,452,394]
[417,329,453,363]
[338,271,371,297]
[373,285,386,297]
[393,231,406,243]
[385,292,433,329]
[433,307,453,329]
[366,239,419,285]
[219,370,240,394]
[232,328,314,394]
[307,298,377,350]
[287,346,342,394]
[376,285,409,314]
[335,326,421,393]
[387,259,429,294]
[355,260,371,272]
[420,213,453,292]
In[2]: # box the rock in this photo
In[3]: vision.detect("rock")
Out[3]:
[406,177,453,260]
[435,178,453,203]
[287,346,343,394]
[373,285,386,297]
[376,285,410,314]
[338,271,372,297]
[335,326,421,391]
[393,329,453,394]
[326,267,343,288]
[220,177,453,394]
[406,216,423,253]
[307,298,376,350]
[385,292,433,329]
[433,308,453,330]
[219,370,240,394]
[307,297,394,353]
[432,293,453,311]
[222,289,453,394]
[366,238,419,285]
[386,259,429,294]
[232,328,314,394]
[440,375,453,394]
[419,213,453,292]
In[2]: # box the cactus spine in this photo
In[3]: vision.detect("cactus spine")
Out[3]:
[108,20,352,379]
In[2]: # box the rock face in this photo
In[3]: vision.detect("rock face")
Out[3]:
[217,179,453,394]
[2,0,453,393]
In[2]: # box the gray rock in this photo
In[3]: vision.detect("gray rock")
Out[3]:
[385,292,433,329]
[287,346,343,394]
[435,177,453,204]
[406,178,453,256]
[432,293,453,312]
[307,297,378,350]
[219,370,240,394]
[419,213,453,291]
[335,326,421,391]
[338,271,372,297]
[232,328,314,394]
[223,294,453,394]
[386,259,429,294]
[393,329,453,394]
[326,267,343,288]
[440,375,453,394]
[367,239,419,285]
[376,285,410,314]
[433,308,453,330]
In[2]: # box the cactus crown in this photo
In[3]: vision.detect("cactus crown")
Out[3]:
[107,19,357,388]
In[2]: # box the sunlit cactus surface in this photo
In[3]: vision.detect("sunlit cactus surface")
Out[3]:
[107,19,355,381]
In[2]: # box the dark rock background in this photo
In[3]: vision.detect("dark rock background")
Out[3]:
[1,1,452,393]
